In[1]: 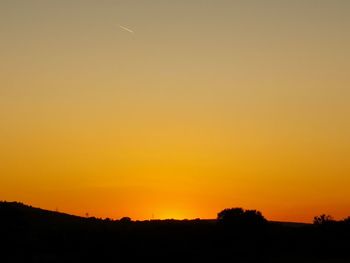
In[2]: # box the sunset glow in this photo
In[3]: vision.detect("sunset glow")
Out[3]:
[1,0,350,222]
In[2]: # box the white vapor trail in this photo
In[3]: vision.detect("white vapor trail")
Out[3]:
[119,25,134,34]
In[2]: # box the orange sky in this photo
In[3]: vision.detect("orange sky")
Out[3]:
[1,0,350,222]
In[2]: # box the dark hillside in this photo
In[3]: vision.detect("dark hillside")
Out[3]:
[1,201,349,263]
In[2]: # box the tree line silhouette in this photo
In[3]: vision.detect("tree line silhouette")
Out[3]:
[1,201,350,263]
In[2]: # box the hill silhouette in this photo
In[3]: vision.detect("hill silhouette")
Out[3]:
[1,201,350,263]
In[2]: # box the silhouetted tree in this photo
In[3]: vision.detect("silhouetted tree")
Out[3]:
[218,208,244,222]
[120,217,132,223]
[313,214,334,225]
[342,216,350,224]
[217,208,267,225]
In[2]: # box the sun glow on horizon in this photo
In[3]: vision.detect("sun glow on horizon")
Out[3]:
[1,0,350,223]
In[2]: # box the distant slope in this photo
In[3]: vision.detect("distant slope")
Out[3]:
[0,201,349,263]
[0,201,84,226]
[0,201,80,219]
[0,201,310,225]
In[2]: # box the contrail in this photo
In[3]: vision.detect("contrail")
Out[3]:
[119,25,134,34]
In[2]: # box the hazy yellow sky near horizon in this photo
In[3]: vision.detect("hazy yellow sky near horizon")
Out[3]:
[1,0,350,222]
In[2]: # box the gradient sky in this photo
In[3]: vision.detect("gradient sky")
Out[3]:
[1,0,350,222]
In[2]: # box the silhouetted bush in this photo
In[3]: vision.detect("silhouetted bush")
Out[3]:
[313,214,334,225]
[217,208,267,226]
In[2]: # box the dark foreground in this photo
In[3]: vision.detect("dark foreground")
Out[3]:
[1,202,349,263]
